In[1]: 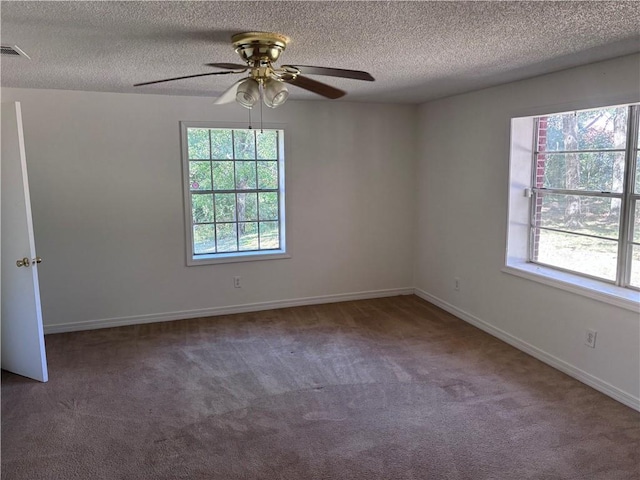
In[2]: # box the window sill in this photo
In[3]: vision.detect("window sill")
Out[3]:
[502,261,639,312]
[187,250,290,266]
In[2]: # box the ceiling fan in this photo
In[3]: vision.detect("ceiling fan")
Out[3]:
[134,32,375,108]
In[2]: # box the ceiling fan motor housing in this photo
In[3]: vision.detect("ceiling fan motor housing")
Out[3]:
[232,32,290,66]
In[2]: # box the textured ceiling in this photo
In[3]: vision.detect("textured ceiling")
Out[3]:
[1,1,639,104]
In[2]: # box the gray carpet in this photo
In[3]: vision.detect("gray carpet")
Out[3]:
[2,296,639,479]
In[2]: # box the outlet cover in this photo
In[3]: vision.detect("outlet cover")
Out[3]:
[585,329,597,348]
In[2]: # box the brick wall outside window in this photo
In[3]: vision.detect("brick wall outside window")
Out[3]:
[532,117,547,261]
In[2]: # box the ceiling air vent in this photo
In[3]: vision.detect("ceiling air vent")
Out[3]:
[1,45,30,59]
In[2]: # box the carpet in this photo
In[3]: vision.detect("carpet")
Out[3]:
[2,295,638,479]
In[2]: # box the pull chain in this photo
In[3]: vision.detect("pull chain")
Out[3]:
[259,83,264,133]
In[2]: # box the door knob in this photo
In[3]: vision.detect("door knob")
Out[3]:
[16,257,30,267]
[15,257,41,267]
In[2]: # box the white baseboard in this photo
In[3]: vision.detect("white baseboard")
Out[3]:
[43,287,414,335]
[414,288,640,412]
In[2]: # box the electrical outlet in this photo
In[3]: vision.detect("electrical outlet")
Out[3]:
[454,277,460,291]
[585,329,597,348]
[234,276,241,288]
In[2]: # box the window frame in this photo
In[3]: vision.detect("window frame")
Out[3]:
[504,103,640,310]
[180,121,290,266]
[528,106,639,288]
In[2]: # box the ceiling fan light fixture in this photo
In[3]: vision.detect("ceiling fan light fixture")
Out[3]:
[235,78,260,109]
[263,79,289,108]
[134,32,374,104]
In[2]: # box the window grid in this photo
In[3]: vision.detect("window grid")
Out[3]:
[209,130,218,251]
[529,105,640,290]
[187,127,283,257]
[232,130,238,252]
[276,131,282,248]
[254,131,261,249]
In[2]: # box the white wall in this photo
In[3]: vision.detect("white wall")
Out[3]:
[1,88,417,330]
[415,53,640,408]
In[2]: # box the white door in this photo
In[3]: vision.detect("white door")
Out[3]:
[1,101,48,382]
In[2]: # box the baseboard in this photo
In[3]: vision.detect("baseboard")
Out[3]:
[43,287,414,335]
[414,288,640,412]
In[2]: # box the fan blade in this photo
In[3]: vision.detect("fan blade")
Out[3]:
[282,65,374,81]
[205,62,248,70]
[134,70,241,87]
[213,78,245,104]
[284,75,345,99]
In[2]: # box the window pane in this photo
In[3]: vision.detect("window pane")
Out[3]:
[630,245,640,288]
[257,161,278,189]
[258,192,278,220]
[184,127,284,261]
[237,192,257,222]
[540,107,628,152]
[212,161,234,190]
[533,193,620,239]
[538,152,625,192]
[210,130,233,159]
[634,200,640,244]
[238,222,259,251]
[215,193,236,222]
[193,225,215,254]
[635,151,640,194]
[259,221,279,249]
[235,161,257,189]
[187,128,210,159]
[534,228,618,281]
[257,130,278,159]
[234,130,256,160]
[216,223,238,252]
[192,194,214,223]
[189,161,212,191]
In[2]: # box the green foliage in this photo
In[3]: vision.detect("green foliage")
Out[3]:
[258,192,278,220]
[543,107,626,151]
[540,107,627,191]
[537,193,619,238]
[636,153,640,194]
[188,129,210,159]
[189,161,212,191]
[258,161,278,189]
[238,193,258,221]
[212,162,234,190]
[634,202,640,243]
[192,194,214,223]
[188,127,282,255]
[257,130,278,159]
[543,152,620,192]
[188,128,279,161]
[211,130,233,159]
[215,194,236,222]
[234,129,256,159]
[235,161,257,189]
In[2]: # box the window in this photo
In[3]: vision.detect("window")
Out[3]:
[180,123,287,265]
[505,104,640,308]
